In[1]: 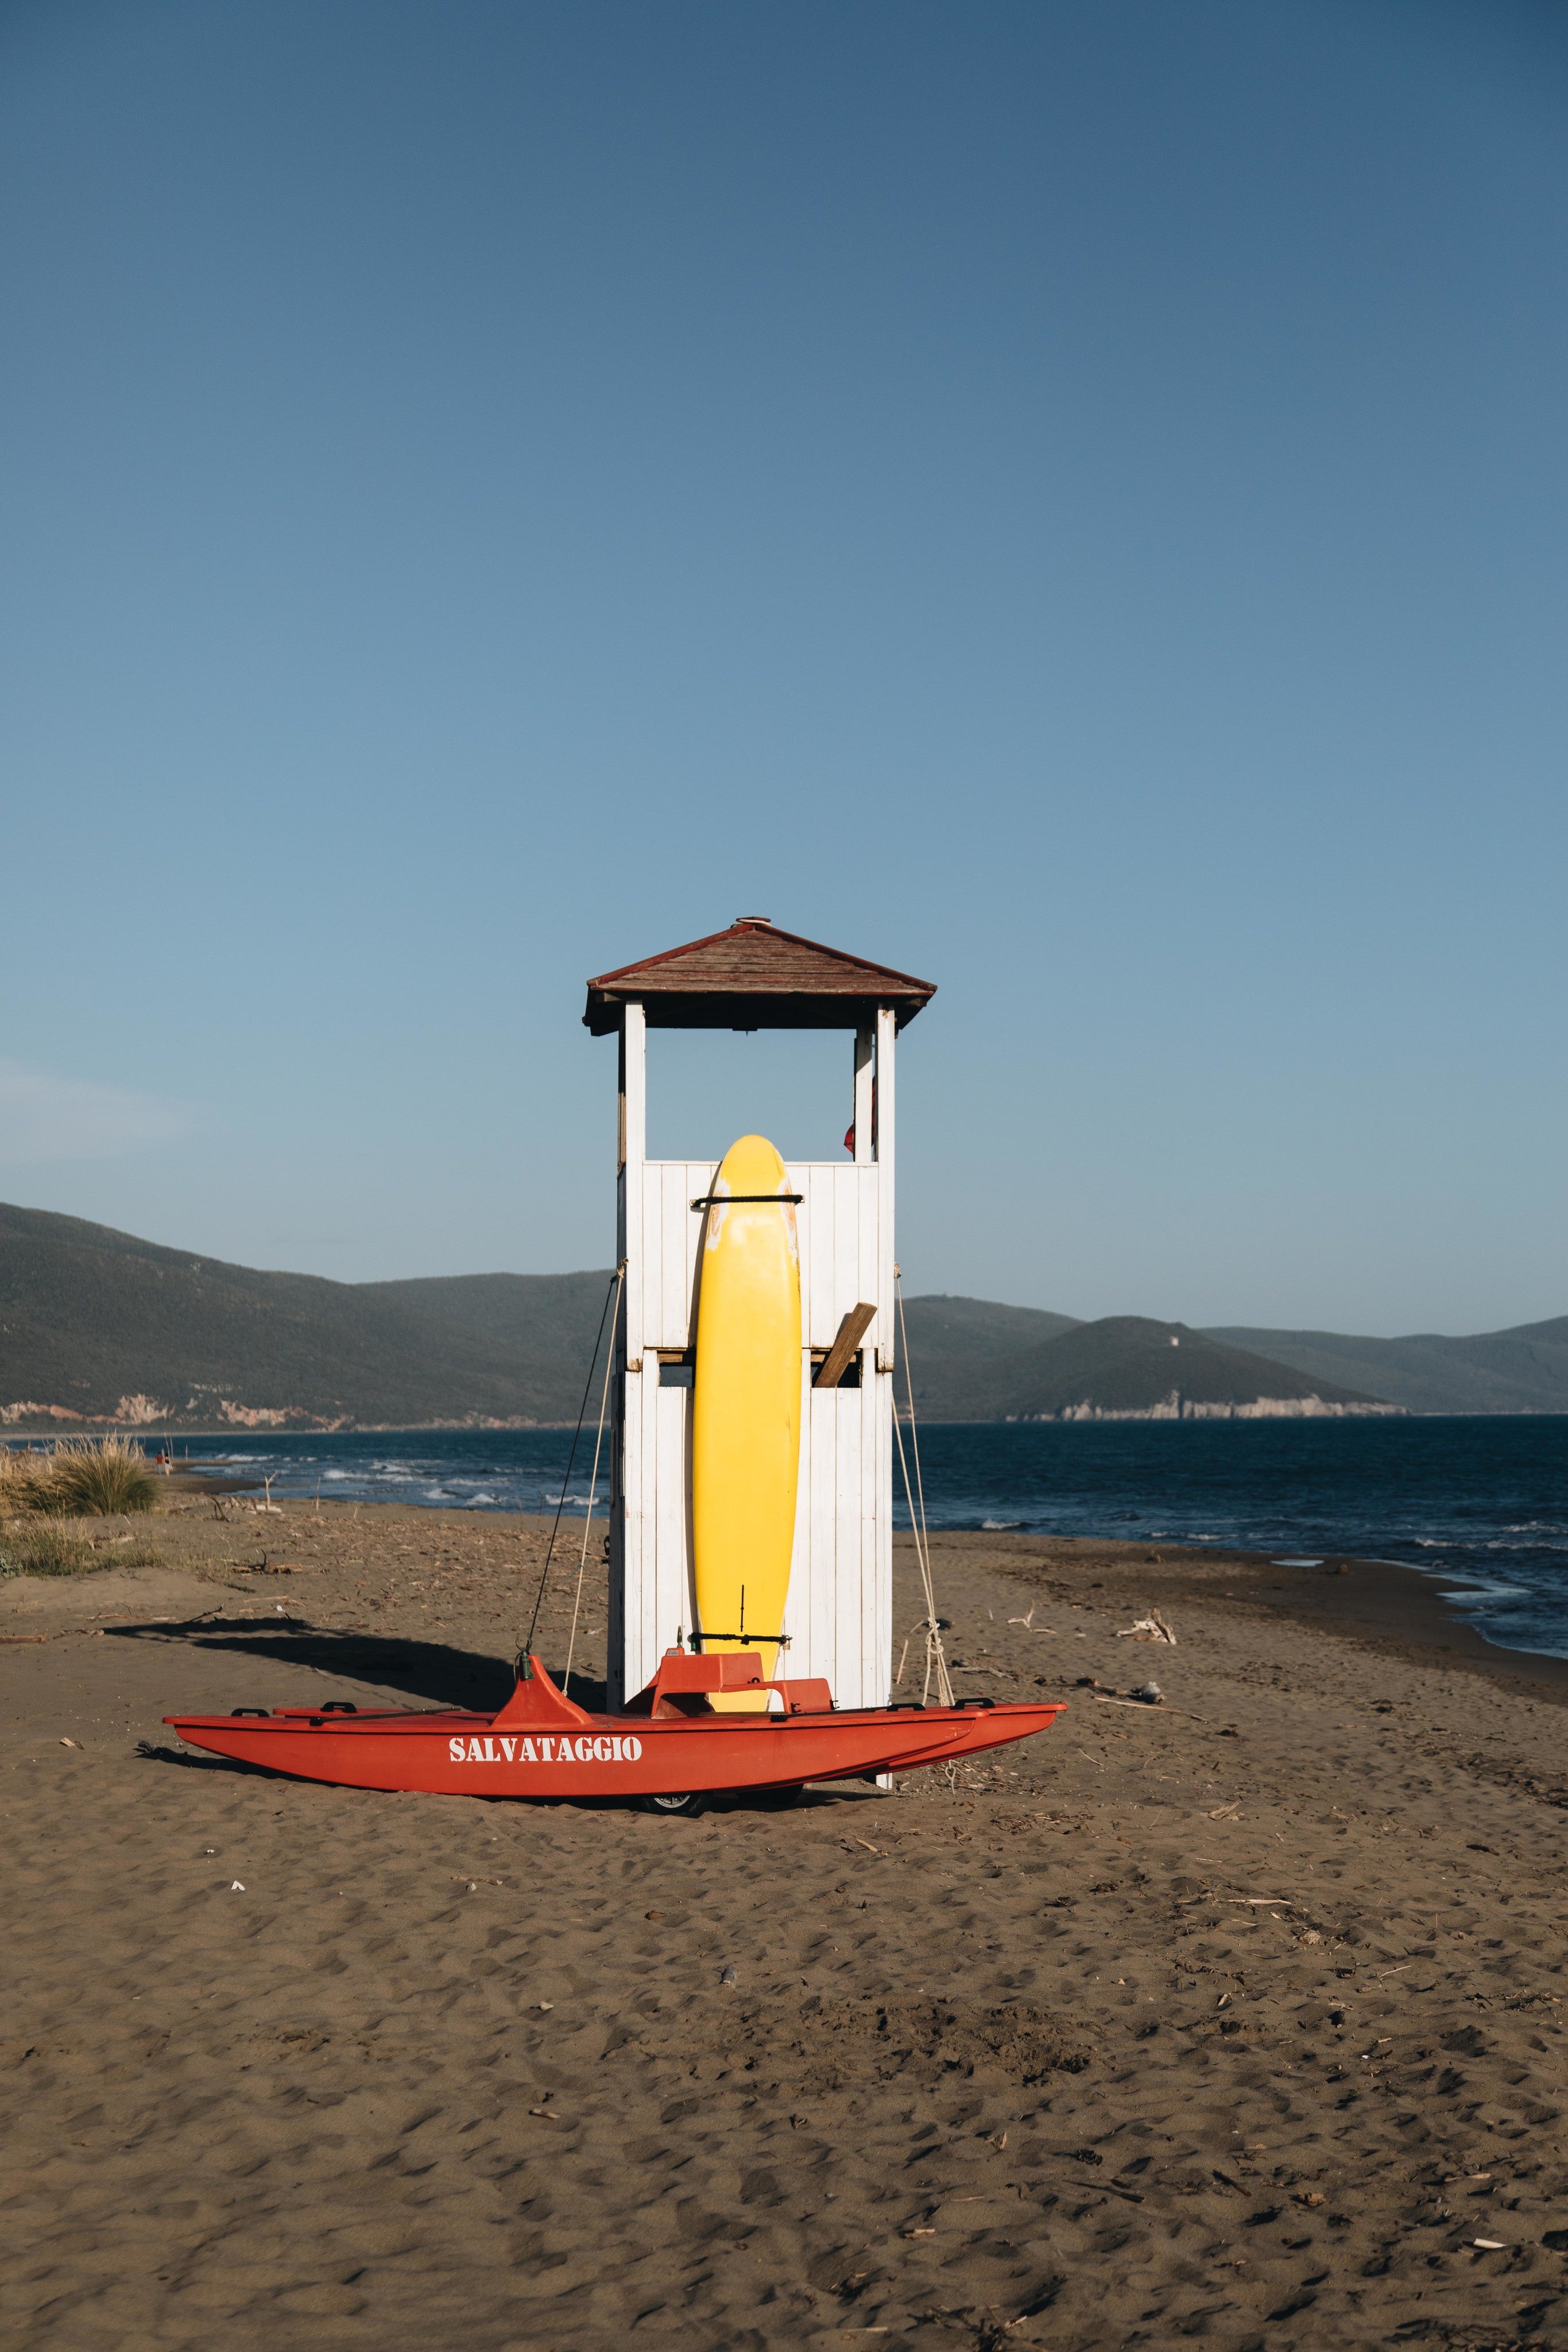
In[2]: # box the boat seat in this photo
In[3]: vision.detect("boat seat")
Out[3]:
[771,1677,834,1715]
[626,1651,838,1719]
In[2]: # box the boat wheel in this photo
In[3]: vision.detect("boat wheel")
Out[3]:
[635,1789,706,1816]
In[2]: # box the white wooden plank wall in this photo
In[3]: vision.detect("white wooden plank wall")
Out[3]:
[631,1161,889,1355]
[613,1155,896,1709]
[615,1366,892,1708]
[788,1357,893,1711]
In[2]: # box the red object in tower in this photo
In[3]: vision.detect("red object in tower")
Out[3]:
[845,1077,878,1156]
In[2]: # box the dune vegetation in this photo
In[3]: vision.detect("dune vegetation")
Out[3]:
[0,1434,159,1519]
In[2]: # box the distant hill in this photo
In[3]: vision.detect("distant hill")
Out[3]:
[5,1200,1560,1428]
[0,1203,611,1429]
[897,1294,1081,1391]
[1202,1318,1568,1416]
[904,1313,1385,1422]
[363,1271,616,1399]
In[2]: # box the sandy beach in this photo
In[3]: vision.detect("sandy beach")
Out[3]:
[5,1496,1568,2350]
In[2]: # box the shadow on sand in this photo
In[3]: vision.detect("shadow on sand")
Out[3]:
[105,1614,611,1712]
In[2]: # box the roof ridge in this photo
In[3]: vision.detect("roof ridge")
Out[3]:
[586,916,932,995]
[583,918,936,1035]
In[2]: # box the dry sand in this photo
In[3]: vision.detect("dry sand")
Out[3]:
[4,1494,1568,2351]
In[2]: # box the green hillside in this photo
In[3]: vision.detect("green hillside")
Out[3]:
[19,1201,1556,1429]
[365,1270,615,1378]
[896,1293,1080,1384]
[0,1203,610,1429]
[1203,1318,1568,1415]
[905,1314,1381,1421]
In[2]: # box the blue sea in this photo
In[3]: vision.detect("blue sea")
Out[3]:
[148,1415,1568,1662]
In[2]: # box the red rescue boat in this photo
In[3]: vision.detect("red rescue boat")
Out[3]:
[166,1647,1065,1812]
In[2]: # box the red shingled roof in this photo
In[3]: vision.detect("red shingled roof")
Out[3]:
[583,918,936,1034]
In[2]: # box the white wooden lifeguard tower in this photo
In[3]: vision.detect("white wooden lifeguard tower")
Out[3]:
[583,918,937,1710]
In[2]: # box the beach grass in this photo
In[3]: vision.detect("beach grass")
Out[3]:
[0,1448,56,1512]
[0,1521,94,1576]
[0,1518,164,1577]
[0,1522,93,1576]
[1,1435,160,1518]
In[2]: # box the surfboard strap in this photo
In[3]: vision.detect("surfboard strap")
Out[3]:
[689,1193,804,1208]
[688,1631,791,1648]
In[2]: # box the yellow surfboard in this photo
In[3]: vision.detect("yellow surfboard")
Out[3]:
[691,1134,802,1709]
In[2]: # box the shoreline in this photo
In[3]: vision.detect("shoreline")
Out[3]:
[952,1529,1568,1700]
[0,1422,582,1439]
[7,1409,1568,1440]
[6,1472,1564,1685]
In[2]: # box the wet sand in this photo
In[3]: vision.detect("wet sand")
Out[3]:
[4,1499,1568,2351]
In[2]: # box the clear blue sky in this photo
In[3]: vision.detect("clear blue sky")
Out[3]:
[2,0,1563,1336]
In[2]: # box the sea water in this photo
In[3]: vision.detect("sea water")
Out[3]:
[153,1415,1568,1661]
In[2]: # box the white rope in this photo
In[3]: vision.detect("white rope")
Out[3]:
[893,1271,953,1709]
[563,1266,624,1700]
[892,1411,953,1708]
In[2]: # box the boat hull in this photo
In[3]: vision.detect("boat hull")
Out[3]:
[164,1696,1065,1801]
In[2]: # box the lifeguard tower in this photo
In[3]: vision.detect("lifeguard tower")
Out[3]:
[583,918,936,1709]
